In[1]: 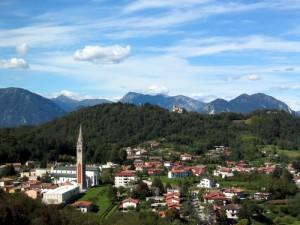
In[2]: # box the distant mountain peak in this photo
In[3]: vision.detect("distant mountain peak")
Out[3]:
[0,87,66,127]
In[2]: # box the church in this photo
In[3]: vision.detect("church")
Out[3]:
[50,125,100,190]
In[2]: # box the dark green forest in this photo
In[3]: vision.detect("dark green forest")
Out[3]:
[0,103,300,163]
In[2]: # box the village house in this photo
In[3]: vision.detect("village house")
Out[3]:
[293,176,300,188]
[223,188,245,200]
[190,165,206,176]
[148,168,163,176]
[197,178,219,189]
[224,204,241,220]
[115,170,137,187]
[253,192,271,201]
[168,166,191,178]
[213,167,234,179]
[257,163,277,174]
[119,198,139,211]
[180,153,193,161]
[99,162,118,171]
[203,191,226,204]
[72,201,94,213]
[165,189,181,210]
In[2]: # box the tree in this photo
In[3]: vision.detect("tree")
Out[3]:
[131,181,151,199]
[216,209,228,225]
[152,177,164,195]
[287,193,300,217]
[107,184,117,203]
[118,149,127,163]
[237,219,250,225]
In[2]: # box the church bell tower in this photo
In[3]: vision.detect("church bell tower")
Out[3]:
[76,125,86,191]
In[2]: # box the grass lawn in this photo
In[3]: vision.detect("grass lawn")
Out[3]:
[79,185,116,219]
[157,176,201,187]
[277,149,300,159]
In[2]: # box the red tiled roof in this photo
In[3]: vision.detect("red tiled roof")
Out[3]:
[204,191,226,200]
[122,198,140,204]
[116,170,136,177]
[72,201,93,207]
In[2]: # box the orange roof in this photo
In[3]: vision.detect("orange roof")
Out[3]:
[116,170,136,177]
[72,201,93,207]
[122,198,139,204]
[204,191,226,200]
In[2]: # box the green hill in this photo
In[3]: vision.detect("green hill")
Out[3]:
[0,103,299,163]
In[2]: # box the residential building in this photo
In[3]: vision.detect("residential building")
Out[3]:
[115,170,137,187]
[197,178,219,189]
[224,204,241,220]
[72,201,94,213]
[213,167,234,179]
[168,166,191,178]
[119,198,139,211]
[203,191,226,204]
[223,188,245,200]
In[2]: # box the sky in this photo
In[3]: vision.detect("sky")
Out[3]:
[0,0,300,109]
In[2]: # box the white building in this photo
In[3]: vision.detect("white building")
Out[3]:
[197,178,219,189]
[225,204,241,220]
[115,170,137,188]
[42,184,79,204]
[213,167,234,179]
[72,201,93,213]
[51,166,100,187]
[99,162,118,171]
[120,198,139,211]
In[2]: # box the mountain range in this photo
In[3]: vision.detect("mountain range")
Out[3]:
[120,92,293,115]
[0,87,296,127]
[52,95,112,112]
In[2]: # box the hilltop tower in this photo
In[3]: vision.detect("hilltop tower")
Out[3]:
[76,125,86,191]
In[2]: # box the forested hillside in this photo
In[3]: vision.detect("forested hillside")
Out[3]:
[0,103,300,164]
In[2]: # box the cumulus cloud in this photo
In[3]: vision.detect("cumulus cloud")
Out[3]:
[247,74,261,81]
[73,45,131,64]
[147,85,169,95]
[16,43,29,56]
[0,58,29,69]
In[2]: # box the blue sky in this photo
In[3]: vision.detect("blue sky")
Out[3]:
[1,0,300,109]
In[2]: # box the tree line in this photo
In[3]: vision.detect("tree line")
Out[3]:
[0,103,300,163]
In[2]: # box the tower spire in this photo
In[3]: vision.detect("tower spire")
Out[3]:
[77,124,83,144]
[76,124,85,191]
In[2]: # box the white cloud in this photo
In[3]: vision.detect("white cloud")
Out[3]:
[16,43,29,56]
[73,45,131,64]
[124,0,212,13]
[0,58,29,69]
[247,74,261,81]
[146,85,169,95]
[51,90,94,100]
[163,35,300,58]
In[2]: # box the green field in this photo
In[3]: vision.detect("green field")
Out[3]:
[277,149,300,158]
[79,185,116,219]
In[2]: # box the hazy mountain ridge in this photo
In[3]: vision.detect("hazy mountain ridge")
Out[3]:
[120,92,294,115]
[52,95,112,112]
[120,92,205,112]
[0,88,296,127]
[0,87,66,127]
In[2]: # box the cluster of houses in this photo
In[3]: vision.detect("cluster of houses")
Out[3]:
[1,135,299,224]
